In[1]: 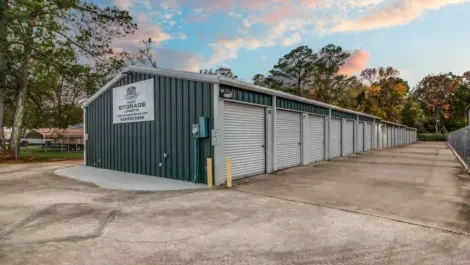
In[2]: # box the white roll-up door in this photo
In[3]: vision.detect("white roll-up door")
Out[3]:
[330,118,342,158]
[382,125,387,148]
[307,115,325,163]
[342,120,354,156]
[388,127,392,147]
[276,110,301,169]
[395,128,398,146]
[364,123,372,151]
[394,128,398,146]
[373,124,378,149]
[378,125,383,149]
[224,102,266,180]
[399,128,402,145]
[357,122,364,152]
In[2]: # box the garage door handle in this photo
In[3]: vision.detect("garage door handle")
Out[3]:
[298,142,301,145]
[262,144,265,148]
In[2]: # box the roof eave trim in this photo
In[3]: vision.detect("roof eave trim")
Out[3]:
[82,67,219,107]
[220,78,380,120]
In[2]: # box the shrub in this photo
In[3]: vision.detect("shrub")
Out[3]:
[418,133,447,141]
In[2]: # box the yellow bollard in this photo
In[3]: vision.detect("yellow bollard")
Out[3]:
[225,157,232,188]
[207,158,213,189]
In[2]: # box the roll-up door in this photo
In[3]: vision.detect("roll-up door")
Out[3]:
[307,115,325,163]
[276,110,301,169]
[330,118,342,158]
[394,127,398,146]
[342,120,354,156]
[374,124,378,149]
[364,123,372,151]
[358,122,364,152]
[224,102,266,179]
[388,127,392,147]
[377,124,384,149]
[399,128,402,145]
[380,125,387,148]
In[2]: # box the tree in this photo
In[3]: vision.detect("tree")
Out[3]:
[416,73,460,133]
[4,0,136,157]
[200,67,238,79]
[357,67,407,122]
[0,0,8,152]
[311,44,350,104]
[401,92,426,132]
[252,74,265,86]
[269,45,317,95]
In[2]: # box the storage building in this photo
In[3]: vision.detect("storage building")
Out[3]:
[83,67,417,186]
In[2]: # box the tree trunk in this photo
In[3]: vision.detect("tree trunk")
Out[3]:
[0,0,8,153]
[8,27,33,158]
[435,107,440,134]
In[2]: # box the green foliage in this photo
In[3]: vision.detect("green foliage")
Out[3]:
[269,45,317,94]
[1,0,137,157]
[418,133,447,141]
[311,44,351,104]
[200,67,238,79]
[252,45,469,134]
[18,146,83,161]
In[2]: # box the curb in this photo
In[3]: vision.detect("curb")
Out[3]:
[447,142,470,175]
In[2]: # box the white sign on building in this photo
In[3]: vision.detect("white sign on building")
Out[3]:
[113,79,155,124]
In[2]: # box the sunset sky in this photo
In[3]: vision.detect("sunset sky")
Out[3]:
[105,0,470,86]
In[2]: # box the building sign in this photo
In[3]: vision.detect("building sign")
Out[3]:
[113,79,155,124]
[211,129,220,146]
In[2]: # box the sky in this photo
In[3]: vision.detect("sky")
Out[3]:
[102,0,470,86]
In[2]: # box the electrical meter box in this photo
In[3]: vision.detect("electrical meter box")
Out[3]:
[198,117,209,138]
[192,117,209,138]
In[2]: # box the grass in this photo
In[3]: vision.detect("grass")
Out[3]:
[15,146,83,162]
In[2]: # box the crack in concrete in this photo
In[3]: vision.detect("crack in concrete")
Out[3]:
[233,189,470,237]
[100,212,256,244]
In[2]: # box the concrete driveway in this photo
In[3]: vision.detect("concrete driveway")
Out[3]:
[235,142,470,235]
[1,142,470,265]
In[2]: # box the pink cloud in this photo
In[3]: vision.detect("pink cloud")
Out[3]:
[114,15,172,48]
[300,0,319,8]
[338,49,370,76]
[333,0,468,32]
[263,6,296,23]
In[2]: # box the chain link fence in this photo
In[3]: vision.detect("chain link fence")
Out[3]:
[448,125,470,167]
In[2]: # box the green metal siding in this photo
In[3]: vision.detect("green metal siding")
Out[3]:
[221,85,272,106]
[359,116,374,122]
[276,98,329,116]
[85,72,214,184]
[331,109,357,120]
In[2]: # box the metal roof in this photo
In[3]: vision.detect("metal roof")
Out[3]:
[83,66,411,123]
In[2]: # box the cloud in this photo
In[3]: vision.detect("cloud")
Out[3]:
[114,0,151,9]
[207,37,276,66]
[263,6,296,23]
[113,15,182,50]
[338,49,370,76]
[333,0,469,32]
[281,32,302,46]
[300,0,320,8]
[154,49,202,72]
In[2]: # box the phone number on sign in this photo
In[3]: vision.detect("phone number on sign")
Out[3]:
[120,116,145,122]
